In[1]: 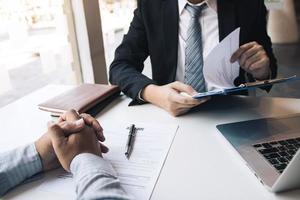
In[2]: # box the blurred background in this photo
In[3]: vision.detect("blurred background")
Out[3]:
[0,0,299,108]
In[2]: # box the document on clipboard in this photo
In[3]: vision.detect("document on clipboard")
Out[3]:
[193,75,299,99]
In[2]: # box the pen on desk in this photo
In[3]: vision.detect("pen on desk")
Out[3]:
[125,124,136,159]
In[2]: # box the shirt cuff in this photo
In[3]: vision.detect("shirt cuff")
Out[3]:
[70,153,117,178]
[137,89,146,102]
[0,143,42,196]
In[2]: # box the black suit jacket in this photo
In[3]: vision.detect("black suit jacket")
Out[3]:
[109,0,278,105]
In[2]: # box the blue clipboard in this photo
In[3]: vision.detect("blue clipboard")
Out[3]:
[193,75,299,99]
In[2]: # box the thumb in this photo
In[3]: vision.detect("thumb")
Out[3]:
[58,118,85,136]
[48,123,65,145]
[61,109,81,122]
[171,81,198,95]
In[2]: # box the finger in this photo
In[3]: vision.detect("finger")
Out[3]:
[57,116,64,123]
[80,114,103,132]
[47,121,55,128]
[58,112,67,122]
[243,52,262,70]
[58,119,85,136]
[197,96,211,104]
[180,92,192,98]
[169,108,187,117]
[100,143,109,153]
[175,96,210,109]
[97,131,105,142]
[176,103,198,109]
[173,90,209,106]
[231,42,257,63]
[170,81,198,95]
[174,108,191,117]
[48,124,65,144]
[175,97,210,116]
[61,110,81,122]
[239,45,262,67]
[80,114,103,131]
[173,93,202,106]
[80,113,105,141]
[92,129,105,142]
[249,58,269,71]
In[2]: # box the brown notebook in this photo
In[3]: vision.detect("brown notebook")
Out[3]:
[38,84,120,116]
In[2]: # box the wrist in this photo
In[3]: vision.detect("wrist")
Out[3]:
[141,84,160,103]
[70,153,116,176]
[34,136,59,171]
[253,67,271,80]
[34,140,47,171]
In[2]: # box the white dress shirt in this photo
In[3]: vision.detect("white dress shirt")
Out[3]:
[139,0,220,101]
[176,0,220,86]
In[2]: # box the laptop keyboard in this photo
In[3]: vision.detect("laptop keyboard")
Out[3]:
[253,137,300,173]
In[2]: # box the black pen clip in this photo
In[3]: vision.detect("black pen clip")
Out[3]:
[126,126,144,131]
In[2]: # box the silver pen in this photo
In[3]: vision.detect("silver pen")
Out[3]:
[125,124,136,159]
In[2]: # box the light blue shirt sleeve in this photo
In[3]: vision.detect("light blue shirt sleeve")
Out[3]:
[70,153,131,200]
[0,143,42,197]
[0,145,131,199]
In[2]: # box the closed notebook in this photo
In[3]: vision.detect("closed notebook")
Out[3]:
[38,84,120,116]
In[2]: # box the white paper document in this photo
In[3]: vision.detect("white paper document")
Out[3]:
[36,122,178,200]
[203,27,240,91]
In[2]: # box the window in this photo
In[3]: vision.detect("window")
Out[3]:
[99,0,152,79]
[99,0,136,66]
[0,0,81,107]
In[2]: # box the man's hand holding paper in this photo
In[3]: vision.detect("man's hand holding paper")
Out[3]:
[142,82,210,117]
[203,27,271,91]
[230,41,271,80]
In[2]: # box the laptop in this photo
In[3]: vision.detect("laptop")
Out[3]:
[216,114,300,192]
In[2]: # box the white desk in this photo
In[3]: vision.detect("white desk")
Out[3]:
[1,85,300,200]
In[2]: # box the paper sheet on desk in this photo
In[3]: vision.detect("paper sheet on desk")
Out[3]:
[203,28,240,91]
[36,122,178,200]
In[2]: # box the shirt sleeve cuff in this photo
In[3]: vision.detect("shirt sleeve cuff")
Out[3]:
[70,153,117,178]
[137,89,146,102]
[0,143,42,196]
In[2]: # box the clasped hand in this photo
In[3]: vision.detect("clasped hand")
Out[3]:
[35,110,108,172]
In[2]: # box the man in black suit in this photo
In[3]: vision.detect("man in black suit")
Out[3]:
[109,0,277,116]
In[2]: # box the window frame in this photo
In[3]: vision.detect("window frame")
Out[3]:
[70,0,108,84]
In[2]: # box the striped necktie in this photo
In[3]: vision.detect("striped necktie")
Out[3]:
[184,4,206,93]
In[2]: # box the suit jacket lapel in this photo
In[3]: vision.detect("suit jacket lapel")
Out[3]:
[217,0,237,41]
[162,0,179,83]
